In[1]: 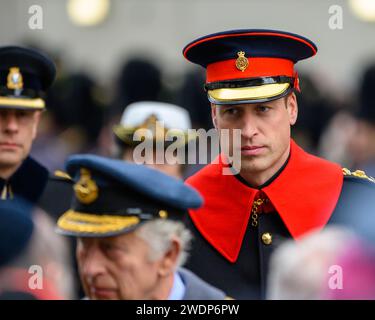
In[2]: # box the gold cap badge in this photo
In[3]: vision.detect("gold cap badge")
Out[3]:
[158,210,168,219]
[74,168,99,204]
[7,67,24,90]
[235,51,249,72]
[139,114,168,141]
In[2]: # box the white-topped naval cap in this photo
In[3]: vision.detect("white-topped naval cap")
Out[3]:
[119,101,192,131]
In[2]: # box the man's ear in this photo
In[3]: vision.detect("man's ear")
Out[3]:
[31,111,42,140]
[211,103,218,129]
[158,237,181,277]
[287,92,298,126]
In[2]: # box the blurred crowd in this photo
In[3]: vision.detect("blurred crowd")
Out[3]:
[1,42,375,300]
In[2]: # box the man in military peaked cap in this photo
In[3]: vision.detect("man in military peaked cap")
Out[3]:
[56,155,228,300]
[113,101,194,179]
[181,29,375,299]
[0,46,72,218]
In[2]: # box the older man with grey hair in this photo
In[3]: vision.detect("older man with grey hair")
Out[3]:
[56,154,227,300]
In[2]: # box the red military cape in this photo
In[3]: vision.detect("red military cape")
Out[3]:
[186,140,343,263]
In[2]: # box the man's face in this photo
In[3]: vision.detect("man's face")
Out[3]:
[0,108,41,173]
[211,93,298,179]
[77,231,165,300]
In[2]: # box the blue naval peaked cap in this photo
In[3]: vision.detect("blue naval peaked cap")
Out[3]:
[0,46,56,110]
[183,29,317,104]
[0,199,34,267]
[56,155,203,237]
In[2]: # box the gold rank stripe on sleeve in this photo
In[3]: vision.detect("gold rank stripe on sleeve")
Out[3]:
[342,168,375,183]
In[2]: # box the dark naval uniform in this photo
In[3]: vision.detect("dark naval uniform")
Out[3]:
[181,29,375,299]
[0,46,72,218]
[0,156,72,219]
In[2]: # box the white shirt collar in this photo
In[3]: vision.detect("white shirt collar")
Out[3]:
[167,272,185,300]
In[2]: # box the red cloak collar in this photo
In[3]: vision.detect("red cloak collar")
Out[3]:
[186,140,343,263]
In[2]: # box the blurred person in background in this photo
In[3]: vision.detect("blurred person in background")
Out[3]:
[318,110,358,168]
[178,69,212,131]
[33,72,106,172]
[266,227,355,300]
[346,64,375,177]
[56,155,227,300]
[113,101,195,179]
[0,199,75,299]
[0,46,72,219]
[97,57,166,158]
[177,70,218,177]
[111,58,163,117]
[319,64,375,174]
[181,29,375,299]
[292,74,336,154]
[322,240,375,300]
[269,196,375,300]
[322,175,375,299]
